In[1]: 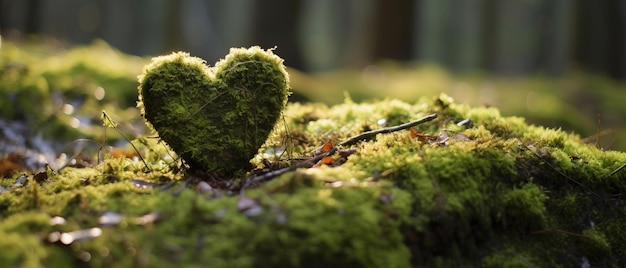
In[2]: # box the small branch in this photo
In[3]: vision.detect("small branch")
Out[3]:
[237,113,438,190]
[580,129,613,144]
[338,113,438,146]
[237,148,337,189]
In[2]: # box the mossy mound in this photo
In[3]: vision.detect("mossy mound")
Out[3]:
[1,95,625,267]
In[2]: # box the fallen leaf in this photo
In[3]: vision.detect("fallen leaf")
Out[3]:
[110,148,138,159]
[410,128,437,144]
[451,133,470,141]
[0,153,24,177]
[312,140,334,156]
[321,140,333,153]
[314,156,334,167]
[33,171,48,183]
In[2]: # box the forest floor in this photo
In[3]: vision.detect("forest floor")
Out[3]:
[1,39,626,267]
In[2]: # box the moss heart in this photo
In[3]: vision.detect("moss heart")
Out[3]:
[137,47,290,178]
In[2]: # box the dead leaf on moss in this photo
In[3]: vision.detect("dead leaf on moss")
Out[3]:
[434,130,471,146]
[433,130,449,145]
[411,129,470,146]
[314,156,335,167]
[110,148,139,159]
[312,140,333,156]
[313,140,337,167]
[410,128,437,145]
[450,132,470,142]
[33,171,48,183]
[0,153,24,177]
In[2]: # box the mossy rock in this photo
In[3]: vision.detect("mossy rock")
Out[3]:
[1,92,625,267]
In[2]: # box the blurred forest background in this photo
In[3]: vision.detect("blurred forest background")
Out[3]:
[1,0,626,158]
[2,0,624,76]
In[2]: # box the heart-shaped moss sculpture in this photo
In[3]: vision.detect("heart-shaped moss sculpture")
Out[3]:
[137,47,290,178]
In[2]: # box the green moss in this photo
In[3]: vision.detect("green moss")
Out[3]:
[495,183,547,232]
[2,41,626,266]
[482,246,556,268]
[0,39,145,145]
[137,47,290,178]
[290,64,626,151]
[0,42,50,122]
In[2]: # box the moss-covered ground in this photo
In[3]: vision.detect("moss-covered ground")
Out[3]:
[1,94,625,267]
[1,39,626,267]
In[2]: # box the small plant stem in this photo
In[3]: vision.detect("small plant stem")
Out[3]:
[102,111,151,171]
[116,130,152,172]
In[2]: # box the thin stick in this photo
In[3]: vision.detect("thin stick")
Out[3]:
[238,113,438,189]
[338,113,438,146]
[609,163,626,176]
[580,129,613,143]
[117,130,152,172]
[239,148,337,188]
[519,142,600,198]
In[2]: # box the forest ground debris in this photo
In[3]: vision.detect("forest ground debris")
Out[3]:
[237,113,437,190]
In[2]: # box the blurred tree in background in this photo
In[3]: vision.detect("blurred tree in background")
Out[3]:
[1,0,624,77]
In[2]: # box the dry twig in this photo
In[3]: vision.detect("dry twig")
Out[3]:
[338,113,438,146]
[237,113,438,189]
[608,163,626,176]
